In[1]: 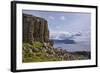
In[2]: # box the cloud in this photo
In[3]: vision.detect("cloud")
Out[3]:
[60,16,66,20]
[49,16,55,20]
[50,31,82,41]
[50,31,73,40]
[55,26,60,29]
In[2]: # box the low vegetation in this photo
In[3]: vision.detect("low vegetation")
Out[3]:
[22,42,90,63]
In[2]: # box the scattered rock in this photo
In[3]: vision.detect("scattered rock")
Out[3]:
[32,48,40,52]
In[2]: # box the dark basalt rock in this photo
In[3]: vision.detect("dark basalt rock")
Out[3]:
[23,14,49,44]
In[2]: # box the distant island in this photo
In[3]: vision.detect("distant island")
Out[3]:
[53,39,76,44]
[22,14,90,63]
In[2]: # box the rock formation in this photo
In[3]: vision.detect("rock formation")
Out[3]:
[23,14,49,44]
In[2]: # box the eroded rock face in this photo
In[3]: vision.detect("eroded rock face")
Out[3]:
[23,14,49,44]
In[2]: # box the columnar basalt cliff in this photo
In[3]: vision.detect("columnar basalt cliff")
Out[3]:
[23,14,49,44]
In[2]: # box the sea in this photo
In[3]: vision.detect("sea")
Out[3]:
[53,41,91,52]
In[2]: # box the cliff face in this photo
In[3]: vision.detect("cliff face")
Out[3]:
[23,14,49,44]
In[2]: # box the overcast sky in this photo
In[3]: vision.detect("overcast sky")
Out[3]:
[23,10,91,42]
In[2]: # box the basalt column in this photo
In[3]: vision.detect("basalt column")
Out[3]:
[23,14,49,44]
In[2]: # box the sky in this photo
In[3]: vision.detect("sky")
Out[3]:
[23,10,91,42]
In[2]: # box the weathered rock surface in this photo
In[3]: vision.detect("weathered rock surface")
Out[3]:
[23,14,49,44]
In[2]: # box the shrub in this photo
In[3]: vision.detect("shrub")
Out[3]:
[32,42,43,49]
[23,43,32,50]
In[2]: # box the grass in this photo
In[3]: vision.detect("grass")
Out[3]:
[22,42,62,62]
[22,42,90,63]
[32,42,44,49]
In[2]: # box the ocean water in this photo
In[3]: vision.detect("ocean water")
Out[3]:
[53,41,91,52]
